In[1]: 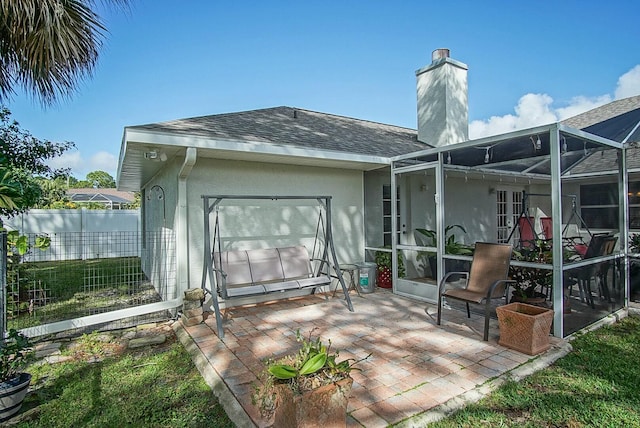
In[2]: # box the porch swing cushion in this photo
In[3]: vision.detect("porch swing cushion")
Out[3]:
[214,245,331,299]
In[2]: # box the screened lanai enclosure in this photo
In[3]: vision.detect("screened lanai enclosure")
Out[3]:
[365,122,633,338]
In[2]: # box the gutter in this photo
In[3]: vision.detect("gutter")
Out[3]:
[177,148,197,293]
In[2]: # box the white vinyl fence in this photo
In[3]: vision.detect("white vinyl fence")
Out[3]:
[2,209,141,261]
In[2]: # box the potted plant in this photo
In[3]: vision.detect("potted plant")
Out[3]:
[509,241,552,306]
[374,248,405,288]
[252,329,363,428]
[0,329,34,422]
[415,225,473,279]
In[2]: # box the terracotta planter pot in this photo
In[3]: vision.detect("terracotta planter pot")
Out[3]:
[0,372,31,422]
[496,303,554,355]
[273,377,353,428]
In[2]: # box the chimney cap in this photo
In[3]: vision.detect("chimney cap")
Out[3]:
[432,48,450,63]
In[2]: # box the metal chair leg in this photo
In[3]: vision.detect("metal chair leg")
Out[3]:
[483,300,491,341]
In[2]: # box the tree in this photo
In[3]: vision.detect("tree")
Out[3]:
[85,170,115,188]
[0,0,129,105]
[34,176,69,208]
[0,107,74,217]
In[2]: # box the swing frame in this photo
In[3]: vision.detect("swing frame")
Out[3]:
[506,191,593,248]
[200,195,354,338]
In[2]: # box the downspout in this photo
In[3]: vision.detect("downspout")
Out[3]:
[177,147,197,296]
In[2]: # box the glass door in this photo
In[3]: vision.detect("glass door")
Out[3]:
[497,188,523,244]
[393,163,440,302]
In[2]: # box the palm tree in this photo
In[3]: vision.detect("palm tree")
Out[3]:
[0,0,128,105]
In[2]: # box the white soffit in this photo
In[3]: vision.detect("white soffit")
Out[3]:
[118,129,389,190]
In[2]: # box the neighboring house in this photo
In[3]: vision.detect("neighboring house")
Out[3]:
[117,49,639,338]
[67,188,136,209]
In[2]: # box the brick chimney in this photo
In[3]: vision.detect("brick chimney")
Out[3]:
[416,49,469,146]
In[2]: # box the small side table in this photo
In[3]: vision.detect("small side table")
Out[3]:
[332,264,361,297]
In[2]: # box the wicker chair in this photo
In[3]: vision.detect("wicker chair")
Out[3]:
[437,242,515,341]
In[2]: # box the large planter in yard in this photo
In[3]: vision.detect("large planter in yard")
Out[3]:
[496,303,554,355]
[0,372,31,422]
[273,377,353,428]
[0,329,34,422]
[253,331,360,428]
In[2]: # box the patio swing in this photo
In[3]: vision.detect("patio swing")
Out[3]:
[200,195,354,338]
[506,191,592,250]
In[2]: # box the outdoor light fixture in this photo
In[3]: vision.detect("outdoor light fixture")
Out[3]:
[144,150,158,160]
[144,149,168,162]
[447,151,452,164]
[530,135,542,151]
[476,145,493,163]
[561,135,568,153]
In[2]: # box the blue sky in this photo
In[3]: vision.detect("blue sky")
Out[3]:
[5,1,640,181]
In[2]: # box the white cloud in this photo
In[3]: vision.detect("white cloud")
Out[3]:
[47,150,117,180]
[47,151,83,174]
[469,64,640,140]
[88,151,118,176]
[469,93,557,139]
[554,95,611,121]
[615,65,640,99]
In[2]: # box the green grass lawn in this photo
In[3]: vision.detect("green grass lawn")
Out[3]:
[8,258,152,330]
[11,312,640,427]
[15,331,234,428]
[429,315,640,427]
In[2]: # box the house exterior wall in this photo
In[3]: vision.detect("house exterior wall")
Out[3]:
[141,158,180,300]
[184,158,365,297]
[442,177,496,244]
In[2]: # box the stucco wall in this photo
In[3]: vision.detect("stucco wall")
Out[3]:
[184,158,365,291]
[442,177,497,244]
[141,159,180,300]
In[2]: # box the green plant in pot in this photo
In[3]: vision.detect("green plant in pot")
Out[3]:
[509,240,552,305]
[0,329,34,422]
[374,248,405,288]
[252,329,364,427]
[416,225,473,279]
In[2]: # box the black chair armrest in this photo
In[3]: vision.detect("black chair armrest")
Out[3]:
[438,271,469,294]
[486,279,516,299]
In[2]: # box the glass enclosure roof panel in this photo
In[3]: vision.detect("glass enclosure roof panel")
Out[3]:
[582,107,640,143]
[393,124,622,179]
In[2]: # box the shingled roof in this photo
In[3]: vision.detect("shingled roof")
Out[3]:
[129,106,429,158]
[561,95,640,175]
[67,188,135,208]
[562,95,640,143]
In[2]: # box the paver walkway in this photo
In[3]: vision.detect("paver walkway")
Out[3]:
[175,289,567,427]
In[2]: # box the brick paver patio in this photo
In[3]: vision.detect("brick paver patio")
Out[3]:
[177,288,565,427]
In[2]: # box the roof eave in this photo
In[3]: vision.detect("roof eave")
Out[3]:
[117,128,390,191]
